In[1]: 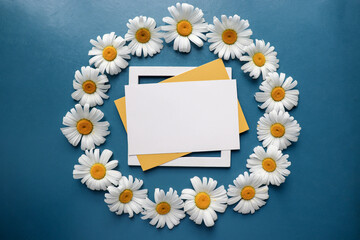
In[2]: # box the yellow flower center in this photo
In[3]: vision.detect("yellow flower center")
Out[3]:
[262,158,277,172]
[222,29,237,45]
[102,46,117,61]
[135,28,151,43]
[271,87,285,101]
[119,189,133,203]
[176,20,192,37]
[90,163,106,180]
[82,80,97,94]
[252,52,266,67]
[270,123,285,138]
[241,186,255,200]
[195,192,211,209]
[76,119,93,135]
[156,202,171,215]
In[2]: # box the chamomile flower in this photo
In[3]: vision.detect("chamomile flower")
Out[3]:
[181,176,227,227]
[240,39,279,80]
[88,32,131,75]
[246,145,291,186]
[162,3,208,53]
[141,188,185,229]
[125,16,163,57]
[60,104,110,150]
[72,149,122,191]
[71,66,110,107]
[255,72,299,113]
[206,15,253,60]
[105,175,148,218]
[227,172,269,214]
[257,110,301,150]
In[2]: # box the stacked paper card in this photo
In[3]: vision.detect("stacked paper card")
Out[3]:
[114,59,249,171]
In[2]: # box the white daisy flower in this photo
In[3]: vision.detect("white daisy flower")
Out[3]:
[88,32,131,75]
[73,149,122,191]
[240,39,279,80]
[60,104,110,150]
[227,172,269,214]
[162,3,208,53]
[125,16,163,57]
[104,175,148,218]
[141,188,185,229]
[206,15,253,60]
[71,66,110,107]
[255,72,299,113]
[181,176,227,227]
[246,145,291,186]
[257,110,301,150]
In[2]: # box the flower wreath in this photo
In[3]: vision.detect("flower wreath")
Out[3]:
[60,3,301,229]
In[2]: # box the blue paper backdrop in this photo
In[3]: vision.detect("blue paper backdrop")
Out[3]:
[1,0,359,239]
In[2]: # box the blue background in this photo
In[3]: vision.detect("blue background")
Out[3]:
[1,0,359,239]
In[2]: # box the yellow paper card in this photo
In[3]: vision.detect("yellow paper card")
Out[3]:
[114,59,249,171]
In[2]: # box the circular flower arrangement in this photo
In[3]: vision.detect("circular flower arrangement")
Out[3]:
[61,2,301,229]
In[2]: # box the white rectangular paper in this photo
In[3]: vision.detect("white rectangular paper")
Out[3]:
[125,79,240,155]
[127,66,234,168]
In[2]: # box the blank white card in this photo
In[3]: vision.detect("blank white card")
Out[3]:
[125,80,240,155]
